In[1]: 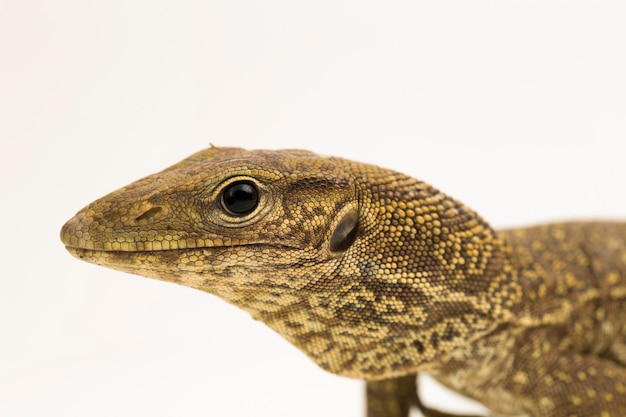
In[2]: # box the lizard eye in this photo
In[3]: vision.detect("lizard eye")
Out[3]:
[220,181,259,216]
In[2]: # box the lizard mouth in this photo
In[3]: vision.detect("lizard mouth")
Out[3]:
[60,216,300,253]
[62,238,300,255]
[64,245,202,270]
[60,210,309,279]
[63,243,319,288]
[61,211,307,275]
[61,227,250,253]
[63,245,247,287]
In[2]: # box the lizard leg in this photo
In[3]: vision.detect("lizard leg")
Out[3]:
[365,374,485,417]
[366,374,417,417]
[415,392,485,417]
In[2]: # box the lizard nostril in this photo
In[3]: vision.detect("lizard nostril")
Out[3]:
[134,206,163,222]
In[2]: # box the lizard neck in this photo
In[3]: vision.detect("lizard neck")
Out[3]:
[213,169,522,380]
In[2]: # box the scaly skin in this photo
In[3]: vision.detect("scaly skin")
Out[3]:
[61,146,626,417]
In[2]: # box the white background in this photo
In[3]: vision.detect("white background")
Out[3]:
[1,1,625,416]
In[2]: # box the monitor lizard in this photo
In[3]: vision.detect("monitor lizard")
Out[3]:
[60,146,626,417]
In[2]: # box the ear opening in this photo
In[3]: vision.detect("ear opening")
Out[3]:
[328,208,359,254]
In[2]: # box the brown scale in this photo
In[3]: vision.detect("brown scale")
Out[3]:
[61,146,626,417]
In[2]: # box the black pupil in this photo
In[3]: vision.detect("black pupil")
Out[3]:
[221,181,259,216]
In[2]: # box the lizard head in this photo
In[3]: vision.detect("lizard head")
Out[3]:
[61,146,518,380]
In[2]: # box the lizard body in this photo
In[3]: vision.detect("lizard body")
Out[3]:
[61,146,626,416]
